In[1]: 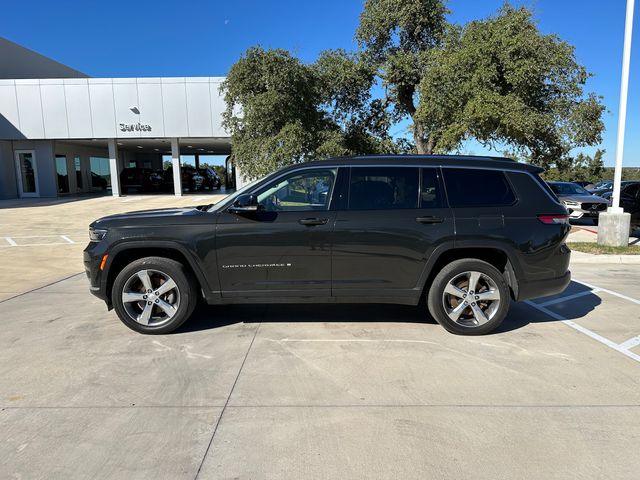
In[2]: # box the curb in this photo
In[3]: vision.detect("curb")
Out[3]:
[570,251,640,264]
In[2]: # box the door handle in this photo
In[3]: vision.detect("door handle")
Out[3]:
[416,216,444,224]
[298,218,329,226]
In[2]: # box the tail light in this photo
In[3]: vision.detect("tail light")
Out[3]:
[537,214,570,225]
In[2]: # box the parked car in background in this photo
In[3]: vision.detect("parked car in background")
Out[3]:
[547,181,608,220]
[162,167,204,192]
[198,167,222,190]
[120,168,161,193]
[600,181,637,201]
[602,181,640,230]
[573,181,594,189]
[91,172,108,191]
[620,182,640,231]
[588,180,614,197]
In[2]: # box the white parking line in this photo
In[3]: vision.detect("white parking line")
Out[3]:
[0,235,80,248]
[0,242,76,248]
[525,280,640,364]
[575,280,640,306]
[538,288,602,307]
[619,336,640,351]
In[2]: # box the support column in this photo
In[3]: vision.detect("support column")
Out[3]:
[195,154,200,170]
[108,139,121,197]
[171,138,182,196]
[598,0,634,246]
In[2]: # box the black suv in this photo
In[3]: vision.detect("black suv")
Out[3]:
[85,156,571,335]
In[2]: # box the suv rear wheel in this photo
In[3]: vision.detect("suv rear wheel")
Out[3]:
[427,259,510,335]
[112,256,198,334]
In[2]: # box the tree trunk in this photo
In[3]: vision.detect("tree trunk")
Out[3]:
[413,122,433,154]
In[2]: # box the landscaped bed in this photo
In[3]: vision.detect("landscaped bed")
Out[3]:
[569,242,640,255]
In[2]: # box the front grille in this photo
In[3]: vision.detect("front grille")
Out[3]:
[581,202,607,211]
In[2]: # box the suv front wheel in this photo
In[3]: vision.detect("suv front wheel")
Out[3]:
[112,256,198,334]
[427,259,510,335]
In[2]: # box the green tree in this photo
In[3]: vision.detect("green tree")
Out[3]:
[542,149,605,182]
[415,5,605,168]
[355,0,449,154]
[223,2,605,178]
[221,47,400,179]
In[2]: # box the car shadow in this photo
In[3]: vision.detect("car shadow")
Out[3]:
[174,281,603,335]
[494,281,602,334]
[174,302,429,334]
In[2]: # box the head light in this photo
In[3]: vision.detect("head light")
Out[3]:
[89,228,108,242]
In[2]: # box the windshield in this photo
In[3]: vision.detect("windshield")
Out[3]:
[549,183,591,196]
[593,181,612,189]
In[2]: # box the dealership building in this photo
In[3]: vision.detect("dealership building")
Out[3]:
[0,37,234,199]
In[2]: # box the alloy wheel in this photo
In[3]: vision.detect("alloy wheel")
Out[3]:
[441,270,501,327]
[121,269,181,327]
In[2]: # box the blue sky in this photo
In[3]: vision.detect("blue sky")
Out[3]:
[2,0,639,166]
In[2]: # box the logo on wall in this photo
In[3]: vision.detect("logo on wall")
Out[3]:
[119,122,152,132]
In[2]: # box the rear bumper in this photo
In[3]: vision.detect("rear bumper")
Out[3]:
[516,270,571,302]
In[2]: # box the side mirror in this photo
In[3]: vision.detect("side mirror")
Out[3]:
[229,194,261,213]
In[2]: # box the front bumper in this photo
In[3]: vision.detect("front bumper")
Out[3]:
[84,244,109,303]
[565,203,607,219]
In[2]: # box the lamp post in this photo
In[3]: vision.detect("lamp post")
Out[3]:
[598,0,635,246]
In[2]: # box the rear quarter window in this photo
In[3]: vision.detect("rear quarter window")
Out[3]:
[443,168,516,207]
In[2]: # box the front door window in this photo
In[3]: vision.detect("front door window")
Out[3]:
[15,151,38,197]
[256,169,337,212]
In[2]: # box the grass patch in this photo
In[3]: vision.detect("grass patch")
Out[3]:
[569,242,640,255]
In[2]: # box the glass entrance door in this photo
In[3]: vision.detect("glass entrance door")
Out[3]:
[15,151,39,197]
[56,155,70,194]
[74,156,83,192]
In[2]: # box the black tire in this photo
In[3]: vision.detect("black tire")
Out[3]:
[427,258,510,335]
[112,256,198,334]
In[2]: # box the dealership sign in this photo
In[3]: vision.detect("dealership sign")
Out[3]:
[119,122,152,132]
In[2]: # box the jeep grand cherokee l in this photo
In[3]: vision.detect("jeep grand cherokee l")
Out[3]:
[84,155,571,335]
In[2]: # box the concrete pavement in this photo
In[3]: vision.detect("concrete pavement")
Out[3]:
[1,264,640,479]
[0,193,225,301]
[2,196,640,479]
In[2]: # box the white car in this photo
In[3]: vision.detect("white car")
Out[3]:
[547,182,608,219]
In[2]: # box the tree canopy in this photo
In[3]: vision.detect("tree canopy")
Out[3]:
[222,1,605,180]
[222,47,401,179]
[416,5,605,166]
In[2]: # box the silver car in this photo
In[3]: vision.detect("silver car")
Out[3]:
[547,182,608,220]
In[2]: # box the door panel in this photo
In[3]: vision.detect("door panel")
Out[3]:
[332,167,454,298]
[215,167,338,297]
[215,211,335,296]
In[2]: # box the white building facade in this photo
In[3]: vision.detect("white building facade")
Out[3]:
[0,38,233,199]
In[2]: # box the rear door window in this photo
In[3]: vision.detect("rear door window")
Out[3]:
[443,168,516,207]
[348,167,419,210]
[421,168,443,208]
